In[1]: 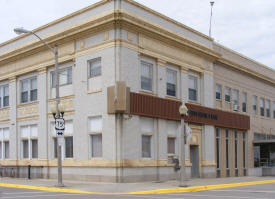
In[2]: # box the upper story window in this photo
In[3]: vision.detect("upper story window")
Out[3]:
[260,98,264,116]
[242,92,247,112]
[253,95,257,115]
[216,84,222,100]
[51,67,72,87]
[0,85,9,108]
[232,89,239,105]
[265,100,270,118]
[88,58,101,78]
[188,75,198,101]
[141,61,153,92]
[225,87,231,102]
[273,102,275,119]
[20,77,37,103]
[166,69,177,97]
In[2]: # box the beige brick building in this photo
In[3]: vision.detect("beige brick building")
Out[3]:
[0,0,274,182]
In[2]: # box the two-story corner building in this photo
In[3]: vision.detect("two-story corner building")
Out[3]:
[0,0,274,182]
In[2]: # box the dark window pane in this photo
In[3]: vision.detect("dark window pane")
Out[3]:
[189,89,197,101]
[3,96,9,107]
[260,108,265,116]
[142,135,151,158]
[32,140,38,159]
[141,77,152,91]
[21,91,28,103]
[4,141,9,159]
[30,89,37,101]
[216,92,221,100]
[91,134,102,157]
[23,140,29,159]
[167,83,176,97]
[65,136,73,158]
[54,138,57,158]
[242,103,246,112]
[167,137,175,154]
[225,94,230,102]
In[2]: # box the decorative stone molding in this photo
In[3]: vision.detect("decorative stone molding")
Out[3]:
[103,31,109,41]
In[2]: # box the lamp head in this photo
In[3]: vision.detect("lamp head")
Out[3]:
[50,103,56,114]
[58,102,66,114]
[210,1,214,6]
[179,103,188,115]
[14,27,31,35]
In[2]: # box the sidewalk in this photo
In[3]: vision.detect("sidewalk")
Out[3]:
[1,176,275,193]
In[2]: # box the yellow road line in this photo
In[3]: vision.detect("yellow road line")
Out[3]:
[0,179,275,195]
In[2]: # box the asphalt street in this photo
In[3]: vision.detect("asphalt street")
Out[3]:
[0,183,275,199]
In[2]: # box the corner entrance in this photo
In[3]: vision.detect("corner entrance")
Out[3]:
[190,145,200,178]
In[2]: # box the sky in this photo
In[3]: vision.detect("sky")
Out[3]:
[0,0,275,69]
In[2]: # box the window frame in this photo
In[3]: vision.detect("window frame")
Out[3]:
[142,135,152,158]
[260,98,265,116]
[51,66,72,88]
[188,74,199,102]
[253,95,258,115]
[20,77,37,104]
[167,137,176,154]
[0,84,9,108]
[166,68,177,97]
[242,92,247,113]
[140,60,153,92]
[0,128,9,160]
[216,84,222,100]
[225,87,231,102]
[88,57,102,78]
[232,89,239,105]
[20,125,38,160]
[265,99,270,118]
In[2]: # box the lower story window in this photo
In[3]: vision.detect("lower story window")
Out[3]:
[65,136,73,158]
[0,141,9,159]
[22,139,38,159]
[167,137,176,154]
[142,135,151,158]
[91,134,102,158]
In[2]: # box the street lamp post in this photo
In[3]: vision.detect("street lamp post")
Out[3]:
[14,27,64,187]
[179,103,188,187]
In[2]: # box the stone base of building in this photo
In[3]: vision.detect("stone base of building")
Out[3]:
[0,166,218,182]
[201,166,216,178]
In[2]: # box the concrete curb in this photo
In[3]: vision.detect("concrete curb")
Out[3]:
[0,179,275,195]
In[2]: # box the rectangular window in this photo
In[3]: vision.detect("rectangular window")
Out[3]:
[226,130,230,177]
[166,69,177,97]
[21,125,38,159]
[0,128,9,159]
[216,84,221,100]
[266,100,270,117]
[0,85,9,108]
[188,75,198,101]
[273,102,275,119]
[22,140,29,159]
[167,137,176,154]
[232,89,239,105]
[225,87,231,102]
[142,135,151,158]
[216,128,220,177]
[91,134,102,157]
[243,132,246,176]
[89,116,103,158]
[20,77,37,103]
[253,96,257,114]
[51,67,72,87]
[31,139,38,159]
[65,136,73,158]
[242,92,247,112]
[234,131,238,176]
[4,141,9,159]
[141,61,153,91]
[260,98,265,116]
[89,58,101,78]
